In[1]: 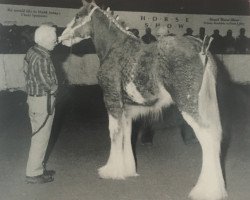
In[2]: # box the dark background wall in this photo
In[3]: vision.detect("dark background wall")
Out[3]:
[0,0,249,15]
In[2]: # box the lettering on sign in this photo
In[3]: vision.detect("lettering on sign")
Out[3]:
[6,6,61,19]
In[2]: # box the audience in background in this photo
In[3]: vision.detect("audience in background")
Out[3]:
[0,23,249,54]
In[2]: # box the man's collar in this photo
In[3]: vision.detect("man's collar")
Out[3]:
[35,44,51,56]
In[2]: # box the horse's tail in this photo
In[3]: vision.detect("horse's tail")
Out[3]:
[198,53,222,137]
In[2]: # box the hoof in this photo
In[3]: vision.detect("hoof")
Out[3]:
[124,172,139,178]
[189,184,228,200]
[98,165,125,180]
[98,164,139,180]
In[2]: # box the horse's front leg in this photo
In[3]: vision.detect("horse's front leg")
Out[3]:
[98,113,125,179]
[122,113,138,177]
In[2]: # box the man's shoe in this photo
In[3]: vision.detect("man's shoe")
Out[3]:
[25,174,54,184]
[43,169,56,176]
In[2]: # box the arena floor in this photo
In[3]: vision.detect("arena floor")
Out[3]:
[0,81,250,200]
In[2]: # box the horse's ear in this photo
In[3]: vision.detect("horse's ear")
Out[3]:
[82,0,97,6]
[82,0,90,6]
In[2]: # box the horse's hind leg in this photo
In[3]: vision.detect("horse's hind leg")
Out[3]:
[182,113,227,200]
[182,66,227,200]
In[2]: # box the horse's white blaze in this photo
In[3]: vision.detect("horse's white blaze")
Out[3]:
[62,37,84,47]
[125,82,145,104]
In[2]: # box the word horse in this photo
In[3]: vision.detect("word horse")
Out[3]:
[59,1,228,199]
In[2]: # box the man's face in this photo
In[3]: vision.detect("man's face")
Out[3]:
[45,31,58,51]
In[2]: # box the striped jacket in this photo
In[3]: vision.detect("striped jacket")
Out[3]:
[23,45,58,96]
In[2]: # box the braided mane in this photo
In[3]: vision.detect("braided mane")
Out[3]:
[88,4,140,40]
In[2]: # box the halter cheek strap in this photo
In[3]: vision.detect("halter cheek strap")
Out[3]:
[58,5,99,44]
[70,5,99,33]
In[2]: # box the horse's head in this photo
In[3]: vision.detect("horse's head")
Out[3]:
[59,0,140,61]
[58,0,98,47]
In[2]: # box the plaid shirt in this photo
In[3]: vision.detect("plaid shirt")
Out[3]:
[23,45,58,96]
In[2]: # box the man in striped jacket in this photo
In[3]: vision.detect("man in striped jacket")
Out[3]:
[24,24,58,184]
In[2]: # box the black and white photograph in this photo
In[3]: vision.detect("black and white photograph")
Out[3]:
[0,0,250,199]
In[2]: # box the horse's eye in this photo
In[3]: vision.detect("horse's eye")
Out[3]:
[75,14,80,19]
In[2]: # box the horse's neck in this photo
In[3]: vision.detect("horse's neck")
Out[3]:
[91,12,129,61]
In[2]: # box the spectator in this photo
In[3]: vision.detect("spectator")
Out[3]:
[197,27,206,40]
[183,28,193,36]
[141,27,157,44]
[222,29,236,54]
[235,28,248,54]
[210,29,223,54]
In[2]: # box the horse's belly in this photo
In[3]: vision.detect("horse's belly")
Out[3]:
[125,84,174,119]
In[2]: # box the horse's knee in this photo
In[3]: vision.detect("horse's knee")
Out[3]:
[108,114,120,140]
[182,111,222,146]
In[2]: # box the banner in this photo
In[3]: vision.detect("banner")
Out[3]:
[115,11,250,37]
[0,4,249,37]
[0,4,77,27]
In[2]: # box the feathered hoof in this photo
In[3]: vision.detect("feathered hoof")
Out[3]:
[98,165,126,180]
[188,184,228,200]
[125,172,139,178]
[98,165,139,180]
